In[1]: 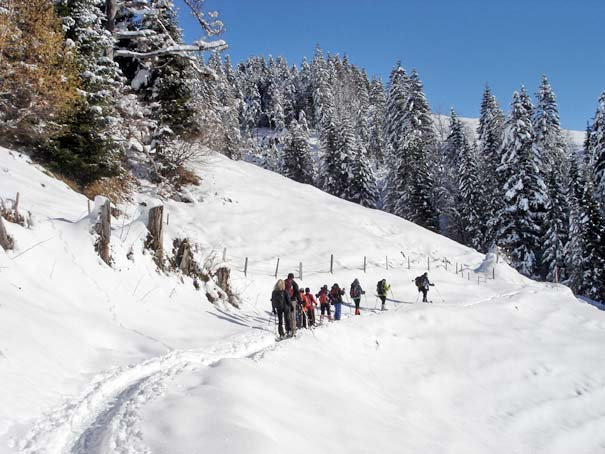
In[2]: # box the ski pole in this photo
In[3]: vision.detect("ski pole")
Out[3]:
[434,286,444,303]
[415,291,420,303]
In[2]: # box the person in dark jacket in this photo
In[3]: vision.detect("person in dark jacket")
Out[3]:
[271,279,291,337]
[415,272,434,303]
[329,283,345,320]
[349,278,365,315]
[284,273,300,333]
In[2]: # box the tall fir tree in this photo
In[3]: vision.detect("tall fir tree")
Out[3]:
[282,119,314,184]
[588,91,605,207]
[476,85,505,249]
[498,88,547,277]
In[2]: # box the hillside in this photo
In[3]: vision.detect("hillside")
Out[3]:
[1,147,605,453]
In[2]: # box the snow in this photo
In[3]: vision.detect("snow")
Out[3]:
[1,146,604,453]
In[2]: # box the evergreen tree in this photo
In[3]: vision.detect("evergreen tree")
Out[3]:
[282,119,313,183]
[49,0,125,184]
[476,85,505,249]
[498,88,547,277]
[589,92,605,206]
[368,78,387,161]
[542,165,569,282]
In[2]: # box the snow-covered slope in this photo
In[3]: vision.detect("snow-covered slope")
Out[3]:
[1,147,604,453]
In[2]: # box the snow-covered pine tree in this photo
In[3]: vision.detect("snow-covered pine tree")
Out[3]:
[395,69,438,230]
[49,0,125,184]
[532,76,570,280]
[577,172,605,300]
[564,156,587,293]
[458,141,483,249]
[476,85,505,249]
[588,91,605,207]
[542,163,569,283]
[498,88,547,277]
[350,143,379,208]
[383,63,409,215]
[368,77,387,162]
[282,119,314,184]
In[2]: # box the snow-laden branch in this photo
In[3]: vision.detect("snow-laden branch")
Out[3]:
[114,40,227,59]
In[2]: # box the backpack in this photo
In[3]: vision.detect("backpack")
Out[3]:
[415,276,423,289]
[376,280,385,295]
[285,279,294,298]
[351,284,360,298]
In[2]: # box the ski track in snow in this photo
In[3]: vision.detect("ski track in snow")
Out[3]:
[15,331,276,454]
[15,303,397,454]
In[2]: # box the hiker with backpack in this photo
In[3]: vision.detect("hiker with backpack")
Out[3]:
[298,289,311,328]
[349,278,365,315]
[329,283,345,320]
[304,288,318,326]
[271,279,291,338]
[316,285,332,322]
[376,279,390,311]
[414,272,434,302]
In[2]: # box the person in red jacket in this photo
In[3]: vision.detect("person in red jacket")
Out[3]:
[316,285,332,322]
[298,289,310,328]
[304,287,318,326]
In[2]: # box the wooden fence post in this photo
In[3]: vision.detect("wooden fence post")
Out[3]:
[456,263,458,274]
[222,247,227,262]
[275,258,280,278]
[330,254,334,274]
[299,262,303,280]
[468,272,471,281]
[363,256,367,273]
[492,268,495,280]
[96,199,111,265]
[427,256,430,270]
[244,257,248,276]
[14,192,20,216]
[166,213,170,225]
[408,257,410,269]
[478,275,480,285]
[385,256,388,270]
[0,216,14,250]
[146,205,164,268]
[445,259,448,271]
[87,199,91,215]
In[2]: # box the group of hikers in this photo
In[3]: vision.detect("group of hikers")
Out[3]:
[270,272,435,338]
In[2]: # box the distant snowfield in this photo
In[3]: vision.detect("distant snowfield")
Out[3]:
[1,146,604,454]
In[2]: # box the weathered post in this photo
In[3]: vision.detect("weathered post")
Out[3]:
[492,268,495,280]
[299,262,303,280]
[385,256,388,271]
[96,199,111,265]
[222,247,227,262]
[427,256,430,270]
[244,257,248,276]
[14,192,20,216]
[275,258,280,278]
[87,199,91,215]
[408,256,410,269]
[146,205,164,268]
[363,256,367,273]
[330,254,334,274]
[176,239,193,274]
[0,216,14,250]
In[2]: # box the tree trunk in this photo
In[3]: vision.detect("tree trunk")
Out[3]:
[176,238,192,274]
[0,216,14,250]
[215,266,240,308]
[146,205,164,268]
[105,0,117,58]
[95,200,111,265]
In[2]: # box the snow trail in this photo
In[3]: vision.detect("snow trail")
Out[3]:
[17,331,275,454]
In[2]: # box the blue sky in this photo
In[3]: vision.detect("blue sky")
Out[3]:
[175,0,605,131]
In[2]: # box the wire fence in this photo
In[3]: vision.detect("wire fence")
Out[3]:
[216,248,499,286]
